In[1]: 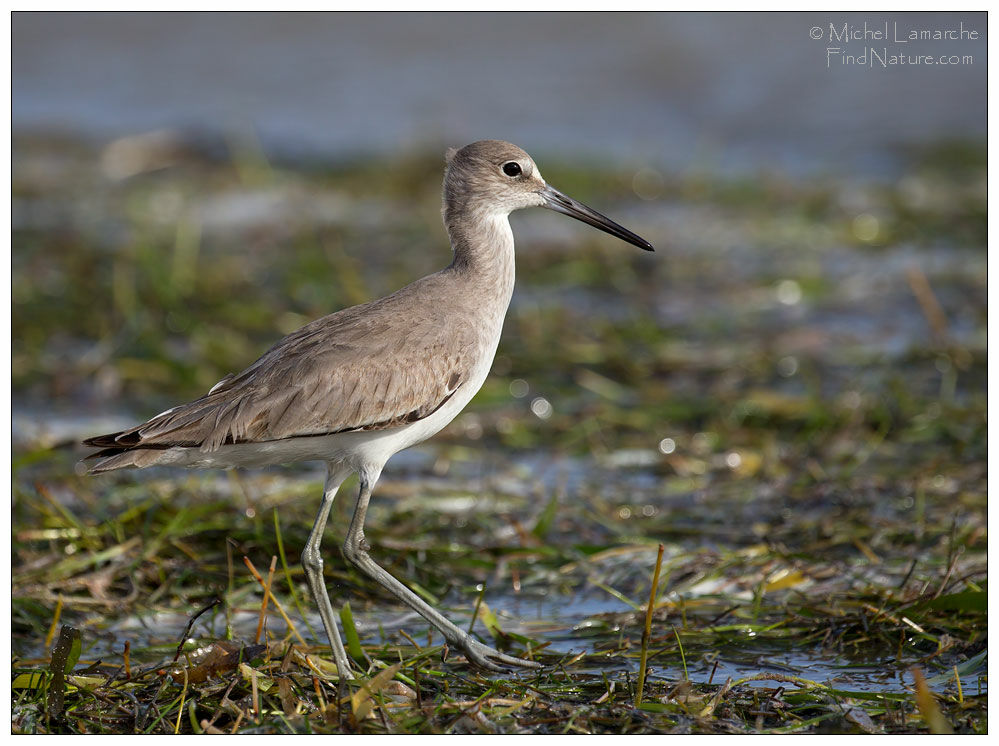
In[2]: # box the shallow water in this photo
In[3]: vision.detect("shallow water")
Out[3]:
[42,574,978,696]
[12,12,987,176]
[11,106,985,730]
[12,407,984,699]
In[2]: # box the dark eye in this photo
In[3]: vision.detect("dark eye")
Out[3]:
[502,161,522,177]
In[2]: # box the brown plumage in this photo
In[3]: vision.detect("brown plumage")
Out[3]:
[81,139,653,674]
[82,269,490,471]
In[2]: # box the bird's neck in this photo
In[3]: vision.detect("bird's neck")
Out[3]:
[444,206,517,309]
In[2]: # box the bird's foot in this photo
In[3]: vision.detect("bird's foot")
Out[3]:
[454,636,541,672]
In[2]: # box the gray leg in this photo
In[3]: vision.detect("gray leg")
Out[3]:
[342,466,539,671]
[301,464,355,680]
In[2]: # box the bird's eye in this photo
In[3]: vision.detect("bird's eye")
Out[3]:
[502,161,522,177]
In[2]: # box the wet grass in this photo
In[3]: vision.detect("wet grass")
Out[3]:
[11,132,987,733]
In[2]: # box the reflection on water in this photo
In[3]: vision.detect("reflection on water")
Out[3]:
[12,421,985,698]
[61,585,975,695]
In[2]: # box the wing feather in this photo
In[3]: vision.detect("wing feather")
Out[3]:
[83,275,482,459]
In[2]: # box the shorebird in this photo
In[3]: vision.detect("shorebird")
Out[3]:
[83,140,653,676]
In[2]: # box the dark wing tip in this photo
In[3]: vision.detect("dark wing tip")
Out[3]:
[82,432,124,448]
[84,428,147,448]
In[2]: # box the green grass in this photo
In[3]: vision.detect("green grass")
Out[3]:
[11,133,986,733]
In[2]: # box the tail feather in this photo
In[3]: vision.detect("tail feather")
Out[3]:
[82,430,128,448]
[82,448,173,474]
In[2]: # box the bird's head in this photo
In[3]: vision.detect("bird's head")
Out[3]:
[444,140,654,252]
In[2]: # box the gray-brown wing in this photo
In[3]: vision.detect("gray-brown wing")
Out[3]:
[85,289,480,454]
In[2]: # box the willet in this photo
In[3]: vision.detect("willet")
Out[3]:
[83,140,653,676]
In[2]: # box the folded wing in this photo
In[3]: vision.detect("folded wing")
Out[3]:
[84,288,478,466]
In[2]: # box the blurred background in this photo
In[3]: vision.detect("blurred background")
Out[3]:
[11,11,988,416]
[11,12,987,714]
[12,12,987,173]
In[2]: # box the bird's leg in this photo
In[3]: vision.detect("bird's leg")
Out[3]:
[301,465,355,680]
[343,468,540,672]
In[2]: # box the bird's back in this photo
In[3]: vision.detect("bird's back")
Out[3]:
[83,266,505,473]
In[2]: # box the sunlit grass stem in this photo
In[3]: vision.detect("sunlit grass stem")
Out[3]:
[636,543,665,707]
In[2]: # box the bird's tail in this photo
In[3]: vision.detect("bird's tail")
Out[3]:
[80,438,172,474]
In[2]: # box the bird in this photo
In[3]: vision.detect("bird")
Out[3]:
[83,139,654,677]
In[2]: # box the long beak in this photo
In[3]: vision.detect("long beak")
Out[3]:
[540,184,654,252]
